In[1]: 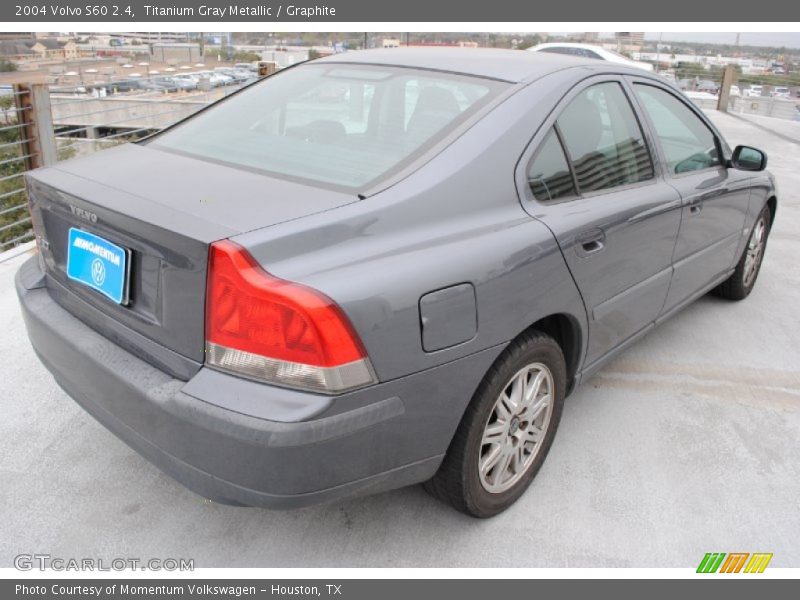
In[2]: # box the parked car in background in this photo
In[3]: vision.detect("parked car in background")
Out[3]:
[234,62,259,73]
[771,86,790,99]
[158,76,198,91]
[174,72,228,89]
[172,73,201,86]
[744,85,764,98]
[528,43,654,71]
[107,79,145,93]
[195,71,234,87]
[17,48,776,517]
[138,79,177,93]
[213,67,256,83]
[729,85,741,97]
[696,80,719,94]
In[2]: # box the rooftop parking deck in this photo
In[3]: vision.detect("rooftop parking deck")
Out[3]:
[1,110,798,568]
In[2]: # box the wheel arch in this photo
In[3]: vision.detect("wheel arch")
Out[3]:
[766,195,777,225]
[516,313,583,395]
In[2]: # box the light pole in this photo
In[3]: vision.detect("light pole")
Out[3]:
[655,32,663,74]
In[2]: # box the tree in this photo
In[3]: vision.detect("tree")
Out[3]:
[233,51,261,62]
[516,35,542,51]
[0,60,18,72]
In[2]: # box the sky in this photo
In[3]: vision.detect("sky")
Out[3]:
[624,32,800,48]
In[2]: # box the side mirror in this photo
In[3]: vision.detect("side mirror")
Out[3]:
[731,145,767,171]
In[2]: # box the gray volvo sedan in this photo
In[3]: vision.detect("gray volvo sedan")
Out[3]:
[16,48,776,517]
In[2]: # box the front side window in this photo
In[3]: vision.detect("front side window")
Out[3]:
[149,64,504,190]
[557,82,654,193]
[633,84,722,174]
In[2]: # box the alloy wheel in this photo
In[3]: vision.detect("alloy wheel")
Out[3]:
[478,362,555,494]
[744,216,767,288]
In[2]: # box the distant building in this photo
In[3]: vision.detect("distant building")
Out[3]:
[615,32,645,45]
[0,32,35,40]
[380,39,479,50]
[0,38,78,61]
[0,40,37,60]
[106,32,189,43]
[614,32,645,52]
[29,39,79,60]
[187,32,233,46]
[408,41,479,49]
[634,51,771,75]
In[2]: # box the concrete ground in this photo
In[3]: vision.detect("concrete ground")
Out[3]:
[1,111,798,569]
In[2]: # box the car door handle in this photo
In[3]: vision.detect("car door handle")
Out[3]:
[699,188,728,201]
[689,188,727,215]
[575,229,606,257]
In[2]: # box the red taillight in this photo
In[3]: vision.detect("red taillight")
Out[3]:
[205,240,376,393]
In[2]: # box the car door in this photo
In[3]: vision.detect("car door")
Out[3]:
[628,80,752,314]
[516,77,682,369]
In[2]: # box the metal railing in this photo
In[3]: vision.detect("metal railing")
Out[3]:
[727,95,799,120]
[0,88,37,252]
[685,91,800,121]
[666,63,798,120]
[0,75,257,254]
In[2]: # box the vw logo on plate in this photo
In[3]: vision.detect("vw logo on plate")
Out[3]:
[91,258,106,286]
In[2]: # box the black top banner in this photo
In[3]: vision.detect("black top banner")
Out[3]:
[2,0,798,22]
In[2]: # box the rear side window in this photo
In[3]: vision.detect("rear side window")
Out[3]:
[149,64,504,190]
[557,82,654,193]
[540,47,575,56]
[527,129,576,202]
[581,49,602,59]
[633,85,722,174]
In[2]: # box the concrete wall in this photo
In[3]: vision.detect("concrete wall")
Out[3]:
[50,93,212,131]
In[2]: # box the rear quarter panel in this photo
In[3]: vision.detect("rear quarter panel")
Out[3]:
[234,69,590,389]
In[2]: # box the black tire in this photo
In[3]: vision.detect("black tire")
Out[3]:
[424,331,566,518]
[713,204,771,301]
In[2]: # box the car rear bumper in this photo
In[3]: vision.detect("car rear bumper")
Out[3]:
[16,256,502,508]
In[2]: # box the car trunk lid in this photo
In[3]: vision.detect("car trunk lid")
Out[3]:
[26,143,358,378]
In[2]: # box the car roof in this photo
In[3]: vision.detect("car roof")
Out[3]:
[314,47,604,84]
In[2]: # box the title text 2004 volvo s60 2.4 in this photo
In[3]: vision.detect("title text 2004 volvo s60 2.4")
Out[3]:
[16,49,776,517]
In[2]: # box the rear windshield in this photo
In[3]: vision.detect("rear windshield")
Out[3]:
[149,63,506,190]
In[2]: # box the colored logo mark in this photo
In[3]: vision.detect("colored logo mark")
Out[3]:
[697,552,773,573]
[91,258,106,286]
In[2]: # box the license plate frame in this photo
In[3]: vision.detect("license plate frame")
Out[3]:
[66,227,131,305]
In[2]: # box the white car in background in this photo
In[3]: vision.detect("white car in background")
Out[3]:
[528,43,654,71]
[744,85,764,98]
[196,71,234,87]
[771,87,790,99]
[729,85,741,97]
